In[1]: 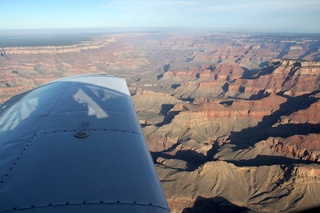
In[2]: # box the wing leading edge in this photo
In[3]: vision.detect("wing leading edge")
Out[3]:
[0,74,169,213]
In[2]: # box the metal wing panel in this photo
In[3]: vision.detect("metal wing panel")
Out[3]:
[8,204,169,213]
[1,132,165,209]
[56,74,130,96]
[0,82,67,142]
[36,112,141,135]
[1,82,69,119]
[0,116,46,142]
[0,74,169,213]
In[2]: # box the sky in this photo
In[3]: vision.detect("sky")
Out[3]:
[1,0,320,33]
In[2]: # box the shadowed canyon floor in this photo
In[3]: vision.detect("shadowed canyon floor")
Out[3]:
[1,32,320,212]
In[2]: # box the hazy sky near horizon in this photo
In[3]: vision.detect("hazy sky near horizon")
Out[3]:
[1,0,319,33]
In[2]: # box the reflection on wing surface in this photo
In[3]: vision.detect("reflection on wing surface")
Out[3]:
[0,74,169,213]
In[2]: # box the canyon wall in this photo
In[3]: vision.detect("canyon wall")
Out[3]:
[1,32,320,212]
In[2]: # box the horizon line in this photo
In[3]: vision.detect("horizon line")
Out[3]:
[0,27,320,35]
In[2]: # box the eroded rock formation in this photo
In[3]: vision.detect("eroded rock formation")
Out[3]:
[1,32,320,212]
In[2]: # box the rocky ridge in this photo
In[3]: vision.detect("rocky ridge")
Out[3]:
[0,37,114,55]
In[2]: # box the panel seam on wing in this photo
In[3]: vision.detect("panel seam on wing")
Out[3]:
[33,128,141,136]
[6,201,170,212]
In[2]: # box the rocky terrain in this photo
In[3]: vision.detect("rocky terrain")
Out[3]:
[1,32,320,212]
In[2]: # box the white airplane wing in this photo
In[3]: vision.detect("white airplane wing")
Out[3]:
[0,74,169,213]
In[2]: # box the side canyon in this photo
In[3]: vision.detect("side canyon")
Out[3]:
[1,32,320,212]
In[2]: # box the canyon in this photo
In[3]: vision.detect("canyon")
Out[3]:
[0,32,320,212]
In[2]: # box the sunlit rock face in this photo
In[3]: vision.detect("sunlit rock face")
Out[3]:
[1,32,320,212]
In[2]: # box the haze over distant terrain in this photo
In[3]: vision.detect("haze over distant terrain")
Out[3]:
[1,31,320,212]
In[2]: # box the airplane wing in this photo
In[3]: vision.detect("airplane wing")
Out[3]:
[0,74,169,213]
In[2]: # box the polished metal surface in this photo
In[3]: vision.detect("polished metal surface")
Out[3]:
[0,74,169,213]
